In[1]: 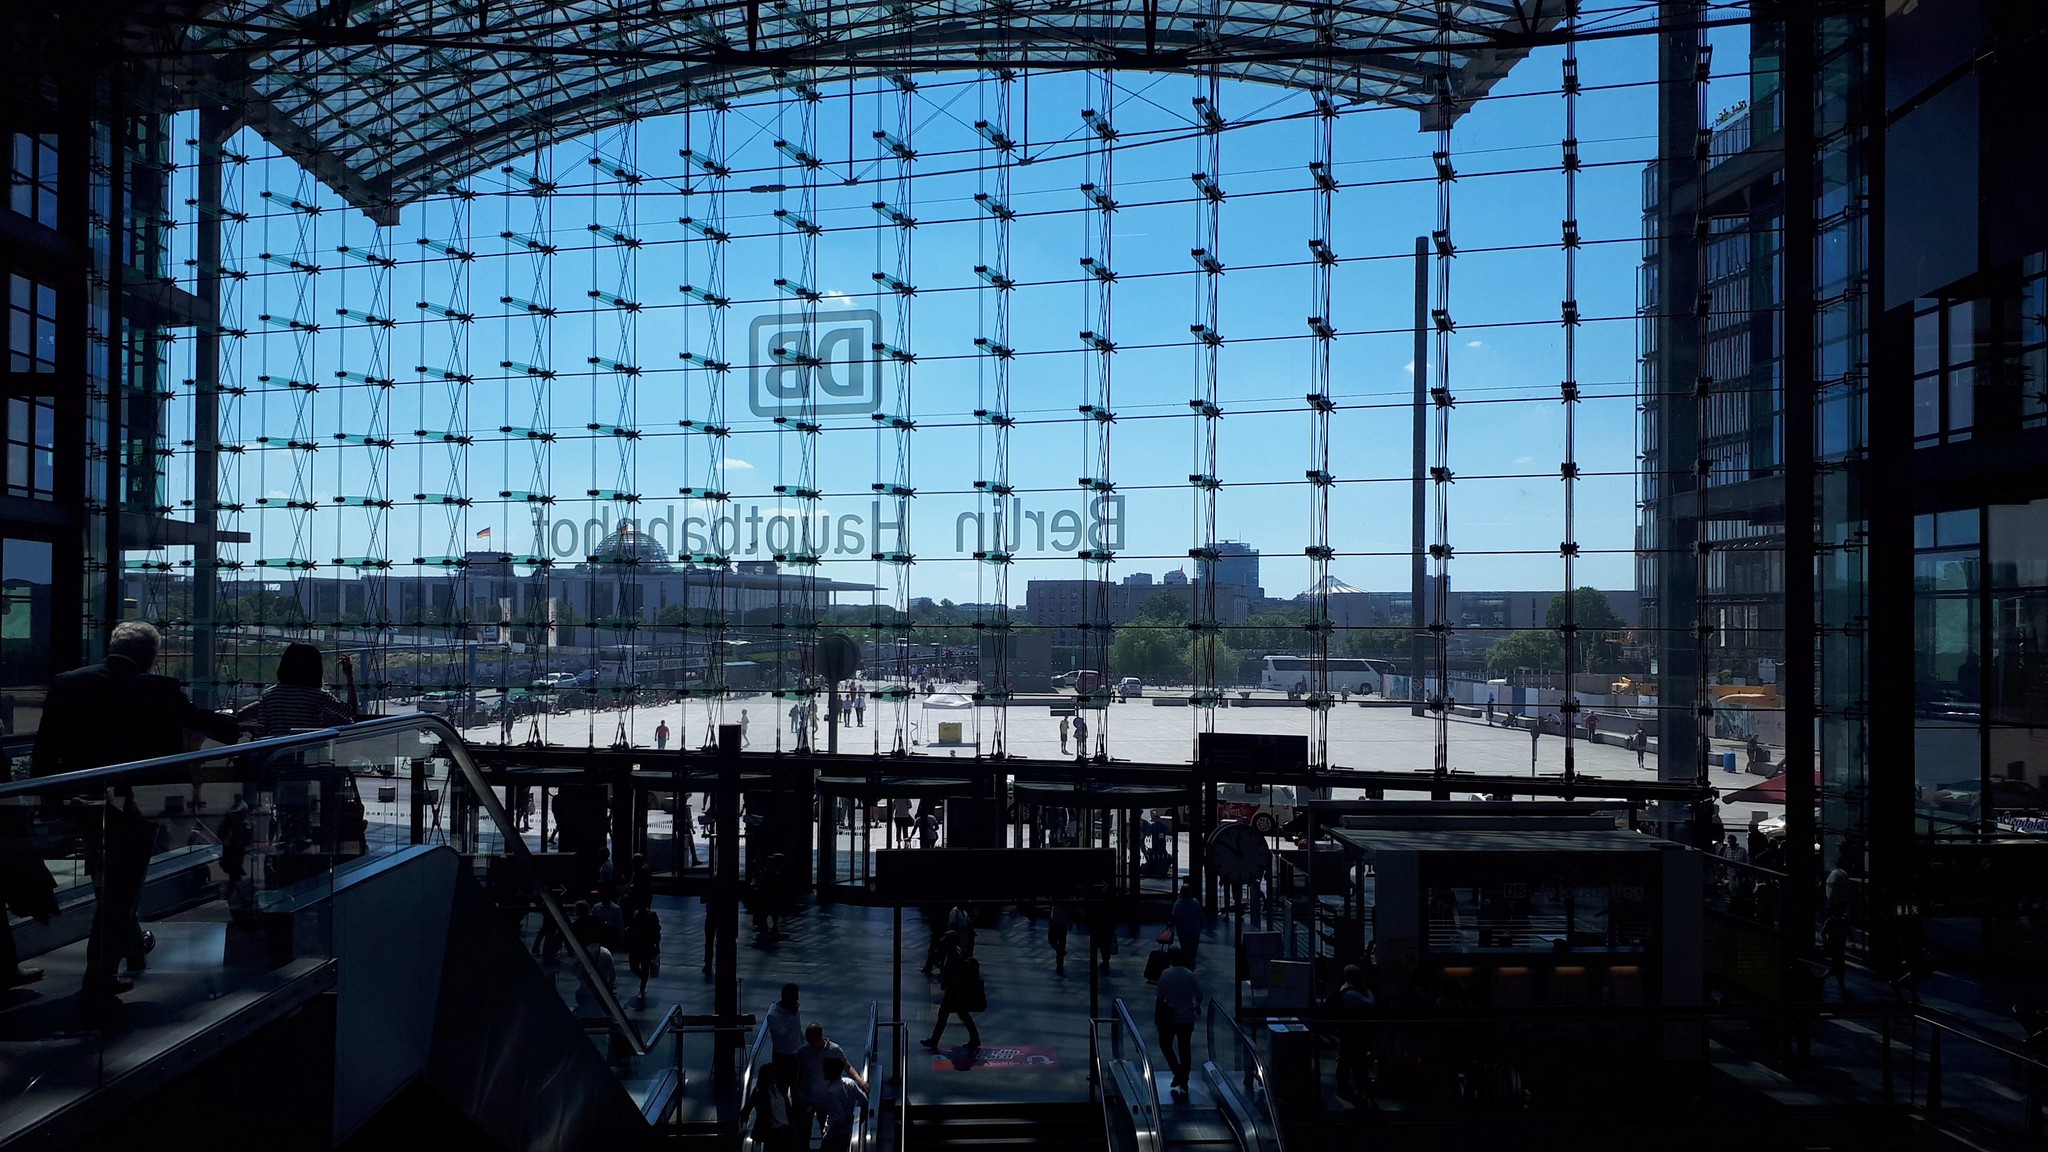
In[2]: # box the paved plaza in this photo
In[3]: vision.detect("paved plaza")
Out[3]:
[454,690,1788,831]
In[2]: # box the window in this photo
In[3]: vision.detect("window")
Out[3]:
[8,133,59,228]
[1911,297,1983,445]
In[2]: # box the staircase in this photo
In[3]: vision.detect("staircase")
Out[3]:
[906,1100,1106,1151]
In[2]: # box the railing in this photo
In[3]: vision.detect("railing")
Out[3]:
[1091,999,1163,1152]
[735,1014,772,1148]
[1904,1009,2048,1141]
[859,1000,879,1151]
[855,1009,908,1152]
[0,714,649,1127]
[1203,1000,1287,1152]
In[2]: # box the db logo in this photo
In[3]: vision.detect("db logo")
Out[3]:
[749,310,883,418]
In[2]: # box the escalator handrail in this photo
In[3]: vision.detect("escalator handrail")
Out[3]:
[0,714,652,1057]
[1204,1000,1288,1152]
[858,1001,879,1151]
[736,1013,772,1136]
[894,1020,909,1152]
[1111,998,1165,1150]
[0,714,450,800]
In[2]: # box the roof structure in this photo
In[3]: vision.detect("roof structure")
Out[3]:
[165,0,1570,222]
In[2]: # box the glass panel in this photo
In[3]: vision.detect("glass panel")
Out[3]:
[1913,306,1940,374]
[1948,368,1976,435]
[0,539,53,736]
[1913,376,1940,439]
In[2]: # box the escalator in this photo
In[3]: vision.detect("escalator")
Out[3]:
[0,716,670,1151]
[1091,998,1288,1152]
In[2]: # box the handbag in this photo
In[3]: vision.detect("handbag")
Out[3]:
[1155,927,1174,946]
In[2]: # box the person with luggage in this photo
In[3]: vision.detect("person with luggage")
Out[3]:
[1154,946,1202,1096]
[921,930,983,1051]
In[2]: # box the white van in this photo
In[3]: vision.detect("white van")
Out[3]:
[1216,783,1300,836]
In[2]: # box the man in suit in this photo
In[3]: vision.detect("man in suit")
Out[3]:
[33,621,243,1006]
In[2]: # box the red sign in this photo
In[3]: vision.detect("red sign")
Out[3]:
[927,1045,1059,1071]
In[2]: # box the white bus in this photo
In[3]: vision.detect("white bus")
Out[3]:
[1258,655,1391,695]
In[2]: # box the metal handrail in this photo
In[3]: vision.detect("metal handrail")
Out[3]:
[0,713,440,800]
[1204,1000,1288,1152]
[1910,1011,2048,1074]
[0,713,650,1056]
[893,1019,910,1152]
[736,1013,773,1139]
[1112,998,1164,1150]
[858,1001,879,1151]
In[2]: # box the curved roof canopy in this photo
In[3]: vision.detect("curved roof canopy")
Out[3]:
[177,0,1567,222]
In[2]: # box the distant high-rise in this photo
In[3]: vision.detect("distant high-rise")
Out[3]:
[1200,541,1261,599]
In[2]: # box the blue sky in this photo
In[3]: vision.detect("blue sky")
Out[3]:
[159,13,1755,611]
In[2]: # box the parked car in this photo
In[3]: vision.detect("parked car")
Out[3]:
[1118,677,1144,698]
[1931,778,2048,813]
[1216,783,1301,836]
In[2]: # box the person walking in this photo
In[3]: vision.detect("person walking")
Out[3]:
[1821,911,1851,1000]
[1485,694,1495,726]
[1059,715,1070,754]
[1154,946,1202,1096]
[817,1056,868,1152]
[1089,897,1120,975]
[765,983,805,1103]
[853,690,865,728]
[1048,902,1071,976]
[1633,725,1647,769]
[892,797,913,846]
[1331,963,1377,1102]
[1169,882,1206,969]
[916,808,940,849]
[34,621,244,1008]
[1072,713,1089,758]
[741,708,751,747]
[922,930,983,1051]
[947,903,977,957]
[625,905,662,1005]
[796,1023,867,1143]
[1529,720,1541,774]
[655,719,670,750]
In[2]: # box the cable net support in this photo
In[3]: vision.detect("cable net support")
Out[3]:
[878,60,918,757]
[1304,78,1337,772]
[1079,69,1117,763]
[974,63,1019,757]
[682,101,735,751]
[1189,40,1225,742]
[1428,2,1457,783]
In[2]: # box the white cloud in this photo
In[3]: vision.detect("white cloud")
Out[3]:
[1513,455,1534,466]
[1401,360,1415,375]
[820,291,859,309]
[1466,339,1485,349]
[725,457,756,471]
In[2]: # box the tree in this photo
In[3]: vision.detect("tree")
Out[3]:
[1484,629,1565,677]
[1544,586,1626,671]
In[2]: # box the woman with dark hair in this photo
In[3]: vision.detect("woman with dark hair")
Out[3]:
[238,643,359,737]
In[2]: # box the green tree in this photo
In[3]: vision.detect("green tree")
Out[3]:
[1484,628,1565,677]
[1544,586,1626,670]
